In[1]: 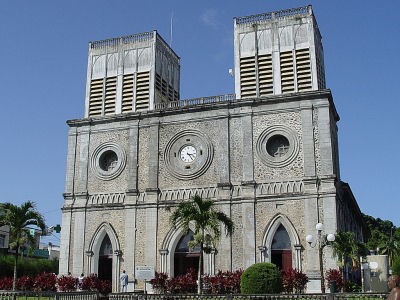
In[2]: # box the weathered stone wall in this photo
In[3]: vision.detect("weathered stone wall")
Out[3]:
[61,91,366,294]
[87,129,129,193]
[253,111,304,180]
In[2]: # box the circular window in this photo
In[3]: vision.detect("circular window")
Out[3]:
[99,150,118,171]
[256,126,299,167]
[91,143,126,180]
[266,135,290,157]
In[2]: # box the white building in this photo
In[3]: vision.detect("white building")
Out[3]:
[60,6,365,293]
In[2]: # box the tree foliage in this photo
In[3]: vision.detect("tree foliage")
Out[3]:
[363,213,400,267]
[331,232,367,274]
[0,201,46,290]
[170,195,234,294]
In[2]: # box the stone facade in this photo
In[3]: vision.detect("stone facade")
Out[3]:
[60,6,365,293]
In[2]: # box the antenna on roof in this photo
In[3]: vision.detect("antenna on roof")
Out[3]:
[170,12,174,47]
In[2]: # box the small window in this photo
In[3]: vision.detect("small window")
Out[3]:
[266,135,290,157]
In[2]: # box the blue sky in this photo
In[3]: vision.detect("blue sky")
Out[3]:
[1,1,399,244]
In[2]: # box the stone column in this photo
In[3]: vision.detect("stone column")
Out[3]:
[258,246,267,262]
[85,250,94,274]
[294,244,302,270]
[114,250,122,292]
[207,249,216,276]
[159,249,169,273]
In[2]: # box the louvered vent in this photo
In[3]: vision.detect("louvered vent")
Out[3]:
[122,73,134,113]
[316,55,326,90]
[174,90,179,101]
[280,51,295,94]
[155,73,162,93]
[89,78,103,116]
[240,56,256,98]
[168,84,174,102]
[161,78,167,97]
[295,48,312,91]
[136,71,150,111]
[104,76,117,115]
[258,54,273,96]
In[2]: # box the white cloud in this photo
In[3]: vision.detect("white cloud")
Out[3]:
[200,9,220,28]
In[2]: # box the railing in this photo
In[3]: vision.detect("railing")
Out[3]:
[235,6,310,25]
[0,291,98,300]
[108,293,388,300]
[90,32,154,49]
[0,291,388,300]
[154,94,236,111]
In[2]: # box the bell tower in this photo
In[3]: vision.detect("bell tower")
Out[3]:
[234,6,326,98]
[85,31,180,117]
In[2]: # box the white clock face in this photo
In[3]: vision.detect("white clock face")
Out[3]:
[180,145,197,163]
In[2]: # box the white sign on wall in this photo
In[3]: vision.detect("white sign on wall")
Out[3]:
[135,266,155,280]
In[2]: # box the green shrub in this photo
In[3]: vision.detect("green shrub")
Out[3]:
[392,256,400,276]
[0,255,58,277]
[240,262,282,294]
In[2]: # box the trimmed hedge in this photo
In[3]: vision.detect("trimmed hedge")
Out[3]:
[0,255,58,277]
[240,262,282,294]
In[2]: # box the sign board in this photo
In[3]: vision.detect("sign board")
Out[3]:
[369,261,378,269]
[135,266,155,280]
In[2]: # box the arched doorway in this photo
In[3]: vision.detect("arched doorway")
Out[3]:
[271,224,292,271]
[98,235,112,281]
[174,230,200,276]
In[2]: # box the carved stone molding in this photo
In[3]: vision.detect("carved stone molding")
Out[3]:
[88,193,125,205]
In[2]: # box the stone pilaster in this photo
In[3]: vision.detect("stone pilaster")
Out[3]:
[127,123,140,200]
[72,208,86,276]
[76,129,90,194]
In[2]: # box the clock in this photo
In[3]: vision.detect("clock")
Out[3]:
[180,145,197,163]
[164,130,214,180]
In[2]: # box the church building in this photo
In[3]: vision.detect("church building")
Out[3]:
[59,6,365,293]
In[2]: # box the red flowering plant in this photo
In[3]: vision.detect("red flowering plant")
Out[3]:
[57,275,77,291]
[97,279,112,295]
[166,268,197,294]
[0,277,13,290]
[33,272,57,291]
[326,268,344,292]
[17,275,35,291]
[150,272,168,293]
[82,274,100,291]
[281,268,309,294]
[203,270,243,294]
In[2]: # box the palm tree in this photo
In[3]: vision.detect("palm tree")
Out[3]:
[170,195,234,294]
[331,231,367,282]
[379,234,400,267]
[0,201,46,290]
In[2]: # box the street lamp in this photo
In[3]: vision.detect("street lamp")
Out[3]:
[306,223,335,293]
